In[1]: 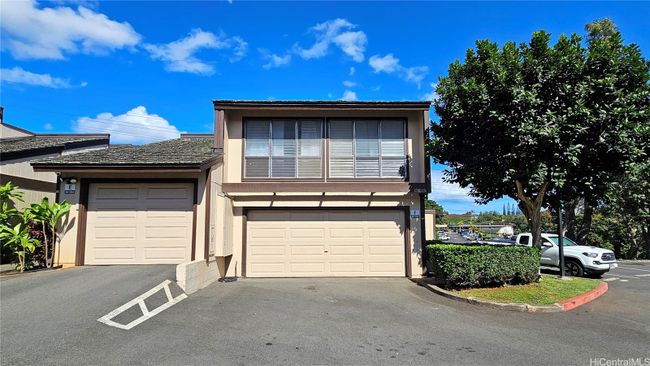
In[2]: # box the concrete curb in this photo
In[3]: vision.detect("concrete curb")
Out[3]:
[558,282,608,312]
[416,279,607,313]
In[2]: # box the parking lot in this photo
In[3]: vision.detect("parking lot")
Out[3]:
[1,262,649,365]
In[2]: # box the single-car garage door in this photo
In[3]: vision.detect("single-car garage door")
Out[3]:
[85,183,194,265]
[246,209,406,277]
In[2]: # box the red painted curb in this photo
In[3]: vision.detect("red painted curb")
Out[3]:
[559,282,608,312]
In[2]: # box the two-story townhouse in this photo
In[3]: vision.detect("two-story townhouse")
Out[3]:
[32,100,431,290]
[214,100,431,278]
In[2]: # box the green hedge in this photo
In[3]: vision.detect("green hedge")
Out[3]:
[426,244,540,289]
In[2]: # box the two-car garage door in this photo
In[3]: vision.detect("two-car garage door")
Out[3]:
[246,209,406,277]
[85,183,194,265]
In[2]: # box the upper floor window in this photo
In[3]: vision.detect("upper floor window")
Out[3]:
[329,119,406,178]
[244,119,323,178]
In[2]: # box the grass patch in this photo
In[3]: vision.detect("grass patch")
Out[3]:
[451,274,600,305]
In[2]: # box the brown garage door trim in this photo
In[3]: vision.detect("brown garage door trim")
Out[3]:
[75,178,199,266]
[242,207,411,277]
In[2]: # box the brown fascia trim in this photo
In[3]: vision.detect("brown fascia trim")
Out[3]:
[213,100,431,111]
[32,166,206,174]
[223,182,428,193]
[1,138,109,161]
[32,155,222,172]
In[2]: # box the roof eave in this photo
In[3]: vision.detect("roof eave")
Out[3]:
[212,100,431,111]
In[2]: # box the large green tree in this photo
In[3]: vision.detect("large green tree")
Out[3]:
[428,19,649,247]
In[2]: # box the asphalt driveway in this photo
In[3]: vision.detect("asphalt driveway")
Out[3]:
[1,264,649,365]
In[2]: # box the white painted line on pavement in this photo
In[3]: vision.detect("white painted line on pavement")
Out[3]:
[617,266,650,272]
[620,279,629,282]
[605,273,639,279]
[604,277,619,282]
[635,274,650,277]
[98,280,187,330]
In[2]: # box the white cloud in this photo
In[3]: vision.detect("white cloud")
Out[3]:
[422,82,438,101]
[368,53,429,88]
[429,170,475,203]
[369,54,400,73]
[295,18,367,62]
[349,66,355,76]
[342,80,356,88]
[43,123,54,130]
[144,29,247,75]
[259,49,291,69]
[0,66,77,88]
[144,29,226,75]
[0,0,140,60]
[341,90,357,101]
[73,106,181,144]
[229,36,248,62]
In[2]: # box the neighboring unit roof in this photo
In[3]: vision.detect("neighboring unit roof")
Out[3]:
[0,134,110,160]
[212,100,431,110]
[31,136,221,170]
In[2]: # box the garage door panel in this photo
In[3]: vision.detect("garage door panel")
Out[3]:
[290,262,326,273]
[290,227,326,239]
[143,225,189,239]
[328,244,364,255]
[250,263,286,275]
[85,183,193,265]
[290,245,326,255]
[247,209,405,277]
[329,262,365,274]
[94,186,139,200]
[92,226,137,240]
[368,262,403,274]
[329,228,364,239]
[251,245,285,256]
[143,247,187,260]
[145,187,191,199]
[93,247,137,260]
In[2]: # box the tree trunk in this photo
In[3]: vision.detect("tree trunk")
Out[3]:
[643,225,650,260]
[515,180,550,248]
[41,221,49,269]
[564,199,579,240]
[577,201,594,244]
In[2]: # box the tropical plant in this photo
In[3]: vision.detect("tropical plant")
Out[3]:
[26,198,71,268]
[0,213,41,272]
[0,182,23,224]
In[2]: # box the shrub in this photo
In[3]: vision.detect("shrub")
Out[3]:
[426,244,540,289]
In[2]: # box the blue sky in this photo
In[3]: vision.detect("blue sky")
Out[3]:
[1,1,648,213]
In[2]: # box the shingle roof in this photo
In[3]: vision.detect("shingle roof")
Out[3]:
[0,135,109,160]
[31,136,221,170]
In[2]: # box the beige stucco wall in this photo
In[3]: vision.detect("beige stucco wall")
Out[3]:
[425,211,435,241]
[223,109,427,184]
[219,192,425,278]
[1,154,60,182]
[0,124,32,138]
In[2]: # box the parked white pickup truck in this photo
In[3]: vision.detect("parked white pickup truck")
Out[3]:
[515,233,618,277]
